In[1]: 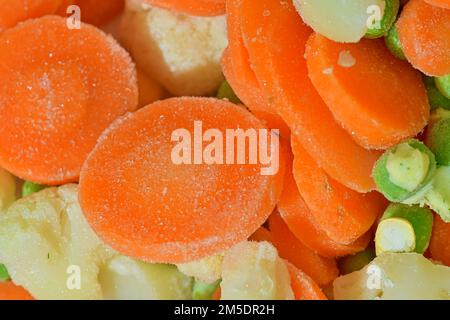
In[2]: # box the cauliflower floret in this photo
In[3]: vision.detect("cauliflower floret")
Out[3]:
[0,168,16,213]
[333,253,450,300]
[177,252,224,284]
[220,241,294,300]
[119,0,227,96]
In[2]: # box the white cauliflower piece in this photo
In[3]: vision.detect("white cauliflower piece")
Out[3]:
[177,252,224,284]
[119,0,227,96]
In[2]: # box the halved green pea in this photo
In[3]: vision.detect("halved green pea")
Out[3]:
[381,203,434,253]
[217,81,241,105]
[22,181,47,198]
[192,279,221,300]
[366,0,400,39]
[425,166,450,223]
[384,24,406,60]
[338,248,376,275]
[373,139,436,203]
[424,76,450,111]
[426,118,450,166]
[0,264,10,282]
[435,75,450,100]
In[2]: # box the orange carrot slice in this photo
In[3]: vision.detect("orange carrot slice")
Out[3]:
[286,262,327,300]
[306,34,429,150]
[397,0,450,76]
[0,282,34,300]
[144,0,225,16]
[75,0,124,26]
[249,226,273,243]
[0,0,61,31]
[268,213,339,287]
[429,214,450,266]
[425,0,450,8]
[238,0,381,192]
[291,137,387,244]
[80,97,285,264]
[56,0,75,15]
[0,16,138,185]
[279,162,373,258]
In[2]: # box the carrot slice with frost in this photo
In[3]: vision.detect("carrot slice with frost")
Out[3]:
[144,0,225,16]
[0,282,34,300]
[250,226,273,243]
[286,262,327,300]
[425,0,450,8]
[429,214,450,266]
[75,0,124,26]
[80,97,285,264]
[0,16,138,185]
[268,213,339,287]
[397,0,450,76]
[291,137,387,244]
[279,162,373,258]
[306,34,429,150]
[238,0,381,192]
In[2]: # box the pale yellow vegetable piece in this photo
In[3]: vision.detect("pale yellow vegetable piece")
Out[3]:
[177,253,224,284]
[0,168,16,213]
[221,241,294,300]
[333,253,450,300]
[375,218,416,255]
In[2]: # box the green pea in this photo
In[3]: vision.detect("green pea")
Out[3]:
[425,166,450,223]
[338,248,376,275]
[192,279,221,300]
[22,181,48,198]
[424,76,450,111]
[217,81,241,104]
[381,203,434,253]
[384,24,406,60]
[366,0,400,39]
[427,118,450,166]
[435,75,450,100]
[0,264,10,282]
[372,139,436,203]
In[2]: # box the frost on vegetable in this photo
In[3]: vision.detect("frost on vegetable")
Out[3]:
[334,253,450,300]
[0,168,16,213]
[220,241,294,300]
[293,0,385,43]
[119,0,227,96]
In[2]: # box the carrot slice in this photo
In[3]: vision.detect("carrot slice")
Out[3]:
[285,262,327,300]
[75,0,124,26]
[306,34,429,150]
[425,0,450,9]
[80,97,285,264]
[0,16,138,185]
[144,0,225,16]
[268,213,339,287]
[279,161,373,258]
[0,282,34,300]
[397,0,450,76]
[249,226,273,243]
[429,214,450,266]
[0,0,61,31]
[291,137,387,244]
[238,0,381,192]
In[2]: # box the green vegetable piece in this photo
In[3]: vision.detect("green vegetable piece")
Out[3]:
[424,76,450,111]
[22,181,47,197]
[217,81,241,104]
[425,166,450,223]
[366,0,400,39]
[435,75,450,100]
[427,118,450,166]
[381,203,434,253]
[338,248,376,275]
[384,24,406,60]
[192,279,221,300]
[373,139,436,203]
[0,264,10,282]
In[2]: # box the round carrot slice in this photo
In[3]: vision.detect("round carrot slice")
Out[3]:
[306,34,429,150]
[0,282,34,300]
[76,0,124,26]
[268,213,339,286]
[0,0,61,31]
[0,16,138,185]
[279,162,373,258]
[238,0,381,192]
[285,262,327,300]
[144,0,225,16]
[79,97,285,264]
[429,214,450,266]
[397,0,450,76]
[425,0,450,9]
[291,137,387,245]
